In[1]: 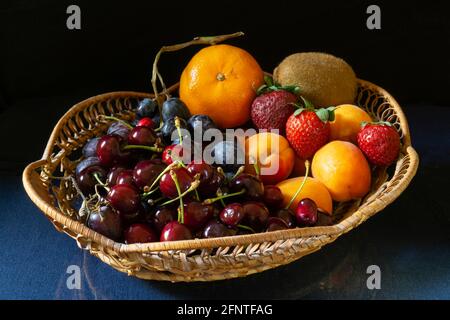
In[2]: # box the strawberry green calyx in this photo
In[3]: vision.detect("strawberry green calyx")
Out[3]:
[256,75,301,96]
[293,105,336,123]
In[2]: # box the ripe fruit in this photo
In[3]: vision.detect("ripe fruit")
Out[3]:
[296,198,318,226]
[153,207,177,232]
[357,122,400,166]
[186,161,223,197]
[75,161,107,196]
[266,217,289,232]
[107,184,140,215]
[220,203,245,227]
[161,117,188,144]
[229,174,264,201]
[285,108,332,159]
[263,185,284,209]
[273,52,357,107]
[160,221,193,242]
[161,97,191,122]
[82,137,100,158]
[87,206,123,241]
[312,141,371,202]
[107,122,130,141]
[133,160,166,190]
[96,135,129,167]
[107,166,127,187]
[124,223,158,244]
[276,176,333,214]
[251,90,296,134]
[136,117,155,129]
[115,169,135,186]
[329,104,372,143]
[273,208,295,228]
[159,167,193,198]
[187,114,217,134]
[180,44,264,128]
[202,220,236,238]
[162,144,184,165]
[241,202,269,231]
[128,126,157,146]
[182,202,215,230]
[245,132,294,185]
[136,98,157,119]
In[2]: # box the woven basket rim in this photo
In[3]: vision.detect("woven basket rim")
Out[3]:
[22,79,419,253]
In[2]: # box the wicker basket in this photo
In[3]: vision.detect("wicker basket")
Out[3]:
[22,79,418,282]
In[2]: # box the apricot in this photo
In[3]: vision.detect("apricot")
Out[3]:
[329,104,372,143]
[312,141,371,202]
[245,132,294,185]
[277,176,333,214]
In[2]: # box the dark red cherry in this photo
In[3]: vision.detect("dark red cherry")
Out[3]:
[202,220,236,238]
[127,126,157,146]
[273,208,295,228]
[107,184,140,215]
[266,217,289,232]
[296,198,318,226]
[263,185,284,209]
[133,160,166,190]
[76,165,107,196]
[160,221,193,242]
[96,135,129,167]
[229,174,264,201]
[182,202,215,230]
[219,203,244,227]
[153,207,177,232]
[107,166,127,187]
[242,201,269,231]
[159,167,193,198]
[316,212,334,226]
[116,169,135,186]
[186,161,221,197]
[136,117,155,129]
[124,223,158,244]
[87,205,122,241]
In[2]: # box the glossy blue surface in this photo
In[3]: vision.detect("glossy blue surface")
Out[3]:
[0,105,449,300]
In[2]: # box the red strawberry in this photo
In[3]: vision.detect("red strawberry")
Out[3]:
[357,122,400,166]
[251,90,297,133]
[285,107,334,159]
[250,76,299,134]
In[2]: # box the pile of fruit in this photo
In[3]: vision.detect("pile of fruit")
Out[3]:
[72,34,401,244]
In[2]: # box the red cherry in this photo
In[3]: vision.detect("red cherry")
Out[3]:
[162,144,184,165]
[219,203,245,227]
[263,185,284,209]
[107,184,140,215]
[96,135,130,167]
[241,201,269,231]
[127,126,157,146]
[133,160,166,190]
[266,217,289,232]
[160,221,193,242]
[296,198,318,226]
[107,166,127,187]
[153,207,177,232]
[159,167,193,198]
[116,169,135,186]
[136,117,155,129]
[182,201,215,230]
[124,223,158,244]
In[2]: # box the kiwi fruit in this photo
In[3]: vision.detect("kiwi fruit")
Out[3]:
[273,52,357,107]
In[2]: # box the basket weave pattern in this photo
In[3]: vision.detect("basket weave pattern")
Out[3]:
[23,80,418,282]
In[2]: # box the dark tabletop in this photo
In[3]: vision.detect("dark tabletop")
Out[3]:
[0,99,449,300]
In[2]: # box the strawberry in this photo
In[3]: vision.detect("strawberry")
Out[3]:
[285,106,334,159]
[250,76,299,134]
[357,122,400,166]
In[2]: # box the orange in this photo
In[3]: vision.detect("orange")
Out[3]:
[277,177,333,214]
[245,132,294,185]
[329,104,372,143]
[312,141,371,202]
[179,44,264,128]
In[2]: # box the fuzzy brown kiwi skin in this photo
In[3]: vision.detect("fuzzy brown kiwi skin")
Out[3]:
[273,52,357,108]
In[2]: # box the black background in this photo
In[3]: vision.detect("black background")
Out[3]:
[1,0,450,106]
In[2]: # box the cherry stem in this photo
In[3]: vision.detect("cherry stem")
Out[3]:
[203,189,246,205]
[100,115,133,129]
[237,224,256,233]
[93,172,110,192]
[174,116,183,146]
[141,162,180,197]
[230,166,245,181]
[141,187,159,199]
[285,160,310,209]
[169,170,184,224]
[253,162,260,177]
[194,189,201,201]
[123,145,163,152]
[159,179,200,207]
